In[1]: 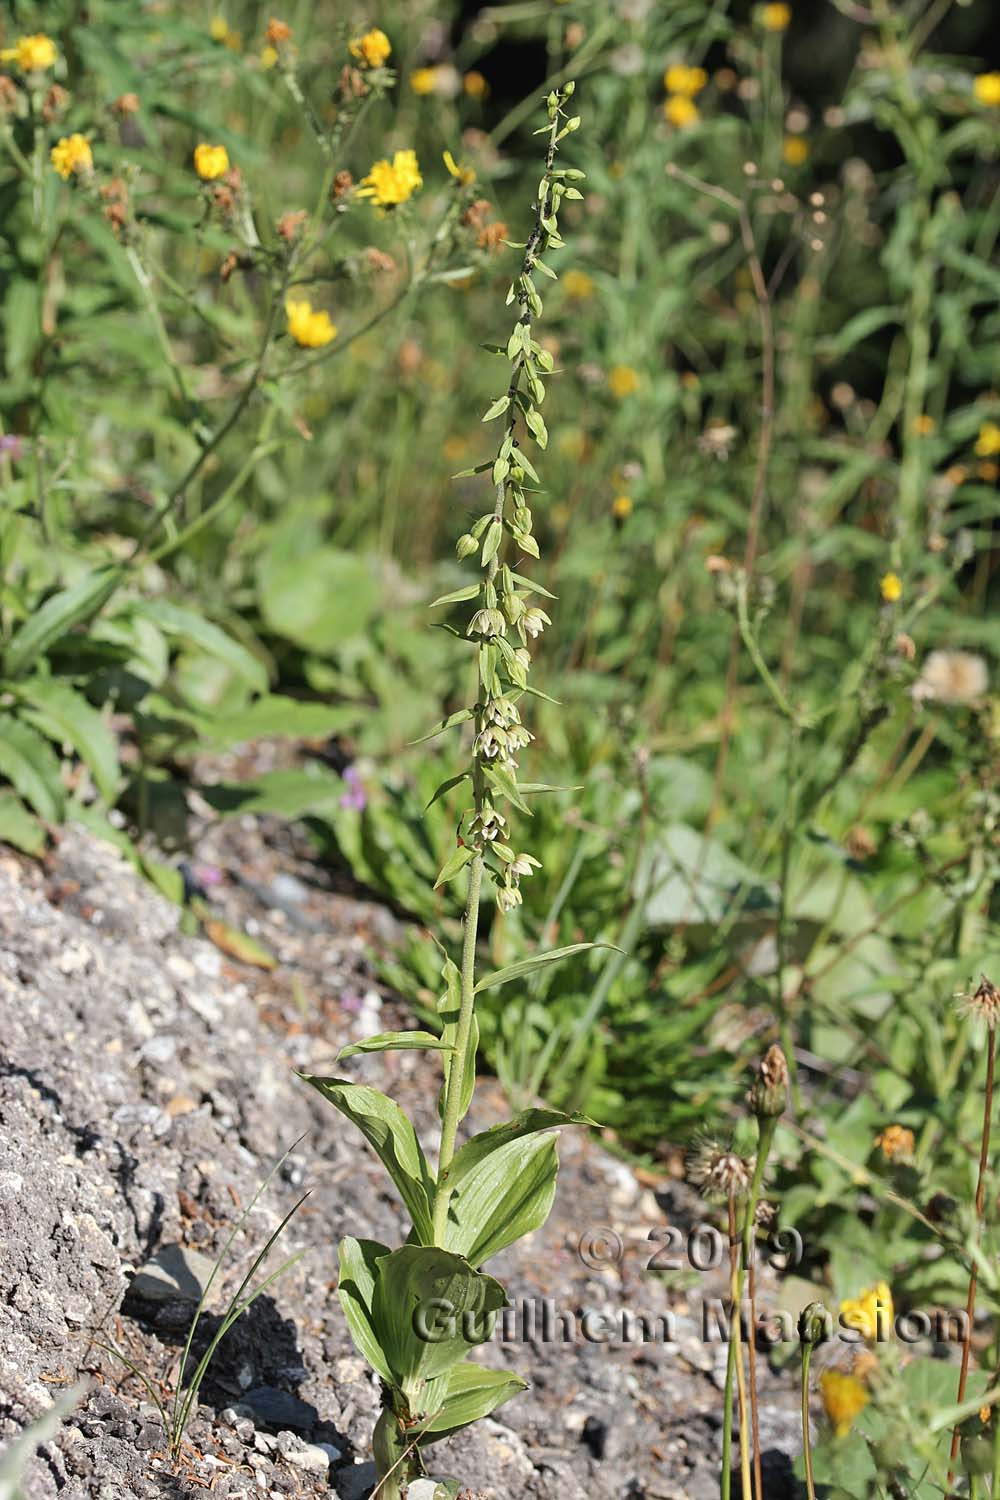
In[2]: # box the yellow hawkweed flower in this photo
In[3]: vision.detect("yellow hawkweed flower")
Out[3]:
[820,1371,869,1438]
[975,421,1000,457]
[760,3,792,30]
[880,572,902,603]
[260,45,278,68]
[609,365,640,399]
[463,70,488,98]
[563,268,595,299]
[913,413,935,435]
[443,149,475,186]
[210,16,230,42]
[973,73,1000,108]
[349,29,391,68]
[664,64,707,97]
[1,33,58,72]
[409,66,439,95]
[194,142,230,180]
[782,135,809,165]
[875,1124,915,1161]
[612,494,633,520]
[840,1282,893,1342]
[664,94,699,128]
[285,297,337,349]
[358,149,422,208]
[50,133,93,179]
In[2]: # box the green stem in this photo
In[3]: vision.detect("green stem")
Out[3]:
[432,852,484,1242]
[802,1342,817,1500]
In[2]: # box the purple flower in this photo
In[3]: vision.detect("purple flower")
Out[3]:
[340,990,364,1015]
[0,434,26,462]
[339,764,368,812]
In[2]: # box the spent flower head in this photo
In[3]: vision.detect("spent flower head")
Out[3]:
[687,1136,754,1200]
[957,975,1000,1029]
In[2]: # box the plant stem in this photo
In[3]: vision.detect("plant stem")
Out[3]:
[741,1117,776,1500]
[949,1022,996,1488]
[730,1193,753,1500]
[802,1341,817,1500]
[432,852,484,1242]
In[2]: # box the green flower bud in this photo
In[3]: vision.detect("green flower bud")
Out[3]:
[456,533,478,560]
[799,1302,832,1346]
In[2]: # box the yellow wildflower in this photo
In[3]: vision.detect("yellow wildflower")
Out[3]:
[443,149,475,186]
[194,142,230,180]
[612,494,633,520]
[410,66,439,95]
[210,16,230,42]
[50,133,92,179]
[979,461,999,482]
[464,70,488,98]
[563,268,595,300]
[358,149,422,208]
[664,94,699,128]
[760,3,791,30]
[975,421,1000,457]
[820,1371,869,1438]
[782,136,809,165]
[874,1124,914,1161]
[1,33,57,72]
[349,29,391,68]
[840,1282,893,1342]
[664,64,707,97]
[285,297,337,349]
[609,365,640,399]
[879,572,902,603]
[260,45,278,69]
[913,413,935,435]
[973,73,1000,108]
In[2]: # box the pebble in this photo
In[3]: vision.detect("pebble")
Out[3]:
[242,1386,315,1432]
[128,1244,216,1303]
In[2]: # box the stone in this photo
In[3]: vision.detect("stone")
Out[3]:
[241,1386,315,1432]
[128,1244,216,1303]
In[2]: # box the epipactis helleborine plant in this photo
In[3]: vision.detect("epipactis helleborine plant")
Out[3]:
[301,87,600,1500]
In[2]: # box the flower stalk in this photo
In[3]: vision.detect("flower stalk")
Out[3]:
[431,83,583,1239]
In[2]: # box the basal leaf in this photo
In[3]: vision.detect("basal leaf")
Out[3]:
[4,567,122,679]
[16,677,119,801]
[0,715,65,822]
[370,1245,507,1394]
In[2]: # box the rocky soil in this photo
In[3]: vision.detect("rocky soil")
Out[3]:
[0,817,804,1500]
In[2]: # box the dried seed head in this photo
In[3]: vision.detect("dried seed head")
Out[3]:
[686,1137,754,1200]
[958,975,1000,1029]
[748,1043,789,1119]
[332,169,355,199]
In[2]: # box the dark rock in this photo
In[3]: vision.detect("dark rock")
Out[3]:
[241,1386,316,1432]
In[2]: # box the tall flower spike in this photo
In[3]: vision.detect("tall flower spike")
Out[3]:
[431,84,583,912]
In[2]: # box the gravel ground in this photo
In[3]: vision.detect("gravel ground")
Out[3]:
[0,818,804,1500]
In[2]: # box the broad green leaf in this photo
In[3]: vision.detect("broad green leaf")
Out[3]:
[301,1077,436,1243]
[4,567,122,678]
[337,1237,393,1383]
[337,1031,455,1062]
[16,677,119,801]
[0,715,65,822]
[418,1363,527,1442]
[258,546,379,653]
[188,695,358,749]
[445,1109,592,1188]
[0,791,45,855]
[370,1245,506,1393]
[435,843,474,888]
[444,1133,559,1266]
[199,767,344,819]
[474,943,613,994]
[481,395,510,422]
[140,601,267,692]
